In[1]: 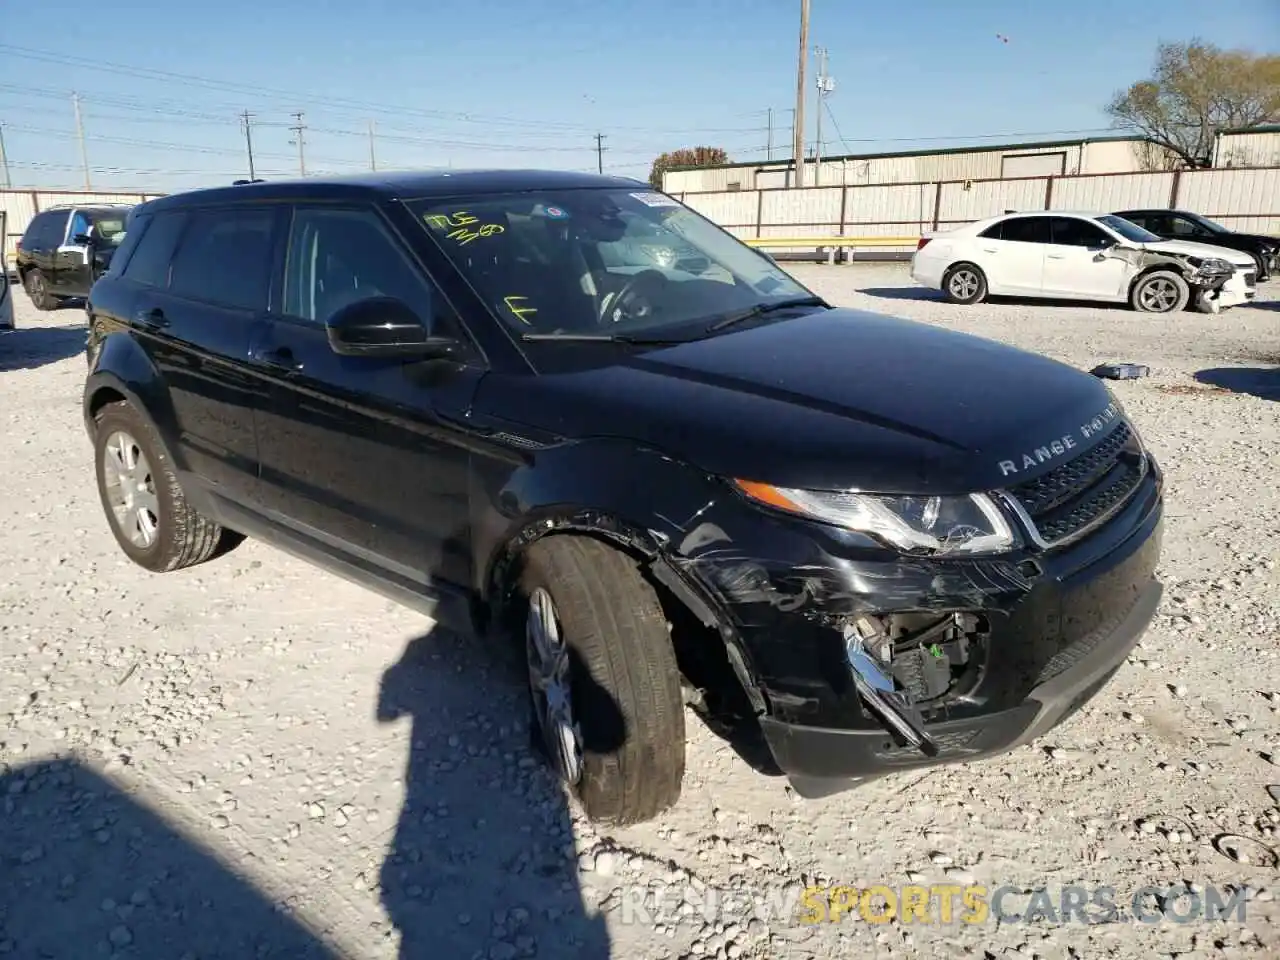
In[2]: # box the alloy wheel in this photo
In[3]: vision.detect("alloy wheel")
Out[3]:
[525,587,583,786]
[101,430,161,549]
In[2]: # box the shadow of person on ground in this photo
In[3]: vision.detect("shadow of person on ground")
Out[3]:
[1194,366,1280,401]
[0,757,339,958]
[377,621,616,959]
[0,324,86,373]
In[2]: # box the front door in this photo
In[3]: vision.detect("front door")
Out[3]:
[50,210,94,297]
[120,205,281,508]
[1042,216,1131,299]
[250,203,479,589]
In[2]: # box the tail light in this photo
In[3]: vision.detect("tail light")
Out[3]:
[916,237,931,250]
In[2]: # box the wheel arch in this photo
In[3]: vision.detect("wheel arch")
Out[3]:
[477,455,769,718]
[83,338,188,473]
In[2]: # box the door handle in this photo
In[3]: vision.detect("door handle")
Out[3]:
[254,346,304,374]
[134,307,169,329]
[1046,253,1065,259]
[981,246,998,253]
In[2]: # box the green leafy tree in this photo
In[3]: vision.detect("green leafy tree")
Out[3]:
[1107,40,1280,168]
[649,147,730,189]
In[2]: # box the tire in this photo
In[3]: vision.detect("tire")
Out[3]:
[23,269,58,311]
[93,401,232,572]
[1251,253,1269,284]
[942,262,987,304]
[518,535,685,825]
[1130,270,1189,314]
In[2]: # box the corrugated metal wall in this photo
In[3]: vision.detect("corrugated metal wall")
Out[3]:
[2,189,162,264]
[672,166,1280,253]
[1216,131,1280,169]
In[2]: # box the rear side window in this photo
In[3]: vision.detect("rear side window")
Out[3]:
[998,217,1052,244]
[121,212,187,288]
[22,212,61,248]
[169,207,277,311]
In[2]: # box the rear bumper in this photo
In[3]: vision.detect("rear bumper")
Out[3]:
[759,575,1160,790]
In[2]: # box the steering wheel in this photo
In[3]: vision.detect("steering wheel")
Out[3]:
[600,269,667,325]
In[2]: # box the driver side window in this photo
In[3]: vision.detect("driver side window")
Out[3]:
[282,206,442,333]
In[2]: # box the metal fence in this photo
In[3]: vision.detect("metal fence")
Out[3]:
[2,189,164,266]
[671,166,1280,257]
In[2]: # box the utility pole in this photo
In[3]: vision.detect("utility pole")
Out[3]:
[72,92,91,190]
[792,0,810,188]
[813,46,834,185]
[594,132,606,174]
[288,112,307,177]
[766,108,773,161]
[0,123,11,189]
[368,120,377,171]
[240,110,256,180]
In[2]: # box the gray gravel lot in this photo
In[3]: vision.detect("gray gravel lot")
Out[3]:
[1,263,1278,960]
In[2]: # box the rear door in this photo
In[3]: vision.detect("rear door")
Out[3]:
[50,209,93,297]
[979,216,1051,293]
[127,205,282,509]
[249,202,480,588]
[1042,216,1131,299]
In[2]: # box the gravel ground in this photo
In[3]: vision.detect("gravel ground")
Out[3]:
[1,263,1278,960]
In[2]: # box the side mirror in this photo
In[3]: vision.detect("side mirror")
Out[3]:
[74,233,94,246]
[325,296,461,359]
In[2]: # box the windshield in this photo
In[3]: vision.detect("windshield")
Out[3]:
[405,188,813,337]
[90,217,128,248]
[1096,214,1162,244]
[1188,213,1227,233]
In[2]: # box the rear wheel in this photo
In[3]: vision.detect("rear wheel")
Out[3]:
[942,262,987,304]
[1130,270,1189,314]
[518,536,685,825]
[93,401,236,572]
[24,270,58,311]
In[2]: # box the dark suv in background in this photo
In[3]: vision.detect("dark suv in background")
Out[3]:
[15,204,132,309]
[82,171,1164,825]
[1114,208,1278,282]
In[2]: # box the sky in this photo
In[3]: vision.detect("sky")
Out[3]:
[0,0,1275,193]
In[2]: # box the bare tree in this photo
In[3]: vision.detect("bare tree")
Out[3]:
[1107,40,1280,168]
[649,147,729,189]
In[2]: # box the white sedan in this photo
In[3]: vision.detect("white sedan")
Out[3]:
[911,210,1257,313]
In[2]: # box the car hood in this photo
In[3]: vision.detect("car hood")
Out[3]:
[480,308,1122,494]
[1140,238,1256,268]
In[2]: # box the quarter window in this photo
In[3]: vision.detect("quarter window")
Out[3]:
[169,207,277,311]
[282,206,439,331]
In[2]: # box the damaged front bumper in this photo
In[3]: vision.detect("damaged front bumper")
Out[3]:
[667,448,1164,797]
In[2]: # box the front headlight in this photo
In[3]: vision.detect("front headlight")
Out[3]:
[732,480,1017,556]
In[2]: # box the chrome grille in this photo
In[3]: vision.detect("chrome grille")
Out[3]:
[1006,421,1147,547]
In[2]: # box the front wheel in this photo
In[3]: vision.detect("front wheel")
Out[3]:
[942,262,987,304]
[518,536,686,825]
[1130,270,1189,314]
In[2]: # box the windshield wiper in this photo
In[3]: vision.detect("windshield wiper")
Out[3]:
[519,332,689,344]
[704,296,829,334]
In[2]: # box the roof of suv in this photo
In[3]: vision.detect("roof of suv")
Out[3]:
[141,169,649,214]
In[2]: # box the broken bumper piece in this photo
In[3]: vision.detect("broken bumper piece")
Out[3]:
[763,577,1160,798]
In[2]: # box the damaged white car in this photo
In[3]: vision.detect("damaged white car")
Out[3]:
[913,210,1256,314]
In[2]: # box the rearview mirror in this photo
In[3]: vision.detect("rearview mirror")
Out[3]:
[325,296,461,359]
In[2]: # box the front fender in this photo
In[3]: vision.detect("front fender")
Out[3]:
[472,439,769,709]
[83,332,186,472]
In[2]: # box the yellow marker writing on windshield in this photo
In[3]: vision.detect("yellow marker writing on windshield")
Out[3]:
[424,211,505,245]
[503,295,537,325]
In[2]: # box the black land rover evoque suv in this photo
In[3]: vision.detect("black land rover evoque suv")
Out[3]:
[83,171,1164,824]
